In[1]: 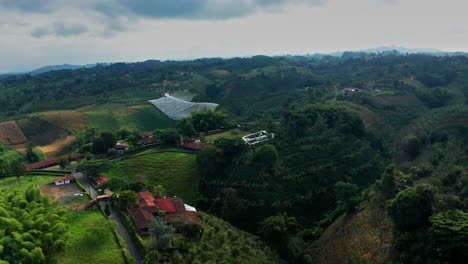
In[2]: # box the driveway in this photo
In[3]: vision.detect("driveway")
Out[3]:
[73,172,142,264]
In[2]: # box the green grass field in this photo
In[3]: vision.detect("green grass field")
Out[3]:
[53,210,126,264]
[0,175,55,192]
[85,106,175,131]
[103,152,199,203]
[204,129,250,143]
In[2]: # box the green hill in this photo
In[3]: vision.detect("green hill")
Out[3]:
[162,212,280,264]
[103,151,199,204]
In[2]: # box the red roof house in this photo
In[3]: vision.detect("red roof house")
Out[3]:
[154,198,177,213]
[128,192,202,235]
[54,175,75,185]
[92,176,111,185]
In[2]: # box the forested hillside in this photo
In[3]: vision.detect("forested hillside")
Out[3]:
[1,52,467,264]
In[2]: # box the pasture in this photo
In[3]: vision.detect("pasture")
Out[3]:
[53,210,126,264]
[85,104,175,131]
[204,129,250,142]
[103,152,199,204]
[0,175,56,193]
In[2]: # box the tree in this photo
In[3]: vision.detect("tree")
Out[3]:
[213,136,247,160]
[100,131,117,150]
[25,142,40,163]
[221,188,244,221]
[387,185,433,231]
[382,165,397,199]
[116,128,132,140]
[196,145,225,178]
[151,185,167,198]
[252,144,279,171]
[127,131,143,147]
[75,160,112,178]
[430,210,468,262]
[334,181,361,213]
[149,218,173,250]
[57,157,70,170]
[259,214,298,257]
[176,118,196,136]
[91,137,106,154]
[100,178,128,192]
[10,160,26,179]
[403,135,421,158]
[0,187,68,263]
[118,190,138,209]
[153,129,179,145]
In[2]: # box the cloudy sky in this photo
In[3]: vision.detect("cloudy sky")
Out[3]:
[0,0,467,72]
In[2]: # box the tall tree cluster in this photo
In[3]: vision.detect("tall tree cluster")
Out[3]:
[0,187,69,263]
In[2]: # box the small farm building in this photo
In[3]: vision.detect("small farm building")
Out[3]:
[92,176,111,185]
[54,175,75,186]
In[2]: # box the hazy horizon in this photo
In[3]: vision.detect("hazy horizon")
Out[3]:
[1,0,467,73]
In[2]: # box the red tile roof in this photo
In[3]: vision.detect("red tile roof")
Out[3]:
[25,153,83,170]
[154,198,177,213]
[138,192,157,207]
[92,176,111,184]
[128,207,155,232]
[54,175,75,182]
[180,142,210,151]
[141,137,155,145]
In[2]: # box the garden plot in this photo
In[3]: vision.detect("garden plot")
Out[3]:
[149,93,218,120]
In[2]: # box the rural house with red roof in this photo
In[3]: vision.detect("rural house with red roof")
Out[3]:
[92,176,111,185]
[128,192,202,235]
[54,175,75,185]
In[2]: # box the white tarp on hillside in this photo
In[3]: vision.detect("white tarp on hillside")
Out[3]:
[149,93,218,120]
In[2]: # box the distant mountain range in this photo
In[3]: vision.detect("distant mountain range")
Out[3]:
[0,63,100,78]
[29,64,98,75]
[327,46,465,57]
[1,46,466,77]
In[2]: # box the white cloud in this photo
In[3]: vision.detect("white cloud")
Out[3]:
[0,0,467,72]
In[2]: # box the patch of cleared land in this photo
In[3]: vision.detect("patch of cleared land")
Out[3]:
[307,197,395,264]
[102,152,199,204]
[0,121,28,147]
[39,182,87,206]
[149,94,218,120]
[34,135,76,158]
[204,129,250,143]
[38,111,88,129]
[53,210,126,264]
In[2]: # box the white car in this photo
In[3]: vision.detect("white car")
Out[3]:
[74,193,84,196]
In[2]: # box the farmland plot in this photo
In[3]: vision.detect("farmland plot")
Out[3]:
[149,93,218,120]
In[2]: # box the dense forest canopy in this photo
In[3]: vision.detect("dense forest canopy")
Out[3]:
[0,52,467,264]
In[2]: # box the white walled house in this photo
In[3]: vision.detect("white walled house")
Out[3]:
[54,176,75,185]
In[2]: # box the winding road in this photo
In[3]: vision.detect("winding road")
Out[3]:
[74,172,142,264]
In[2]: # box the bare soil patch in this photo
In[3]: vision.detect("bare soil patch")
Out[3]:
[0,121,27,146]
[34,135,76,158]
[40,112,88,129]
[39,182,89,208]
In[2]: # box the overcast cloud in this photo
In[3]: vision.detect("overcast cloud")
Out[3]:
[0,0,467,72]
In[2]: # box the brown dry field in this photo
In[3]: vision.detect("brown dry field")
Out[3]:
[0,121,28,146]
[34,135,76,158]
[307,197,395,264]
[39,182,89,208]
[39,112,88,129]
